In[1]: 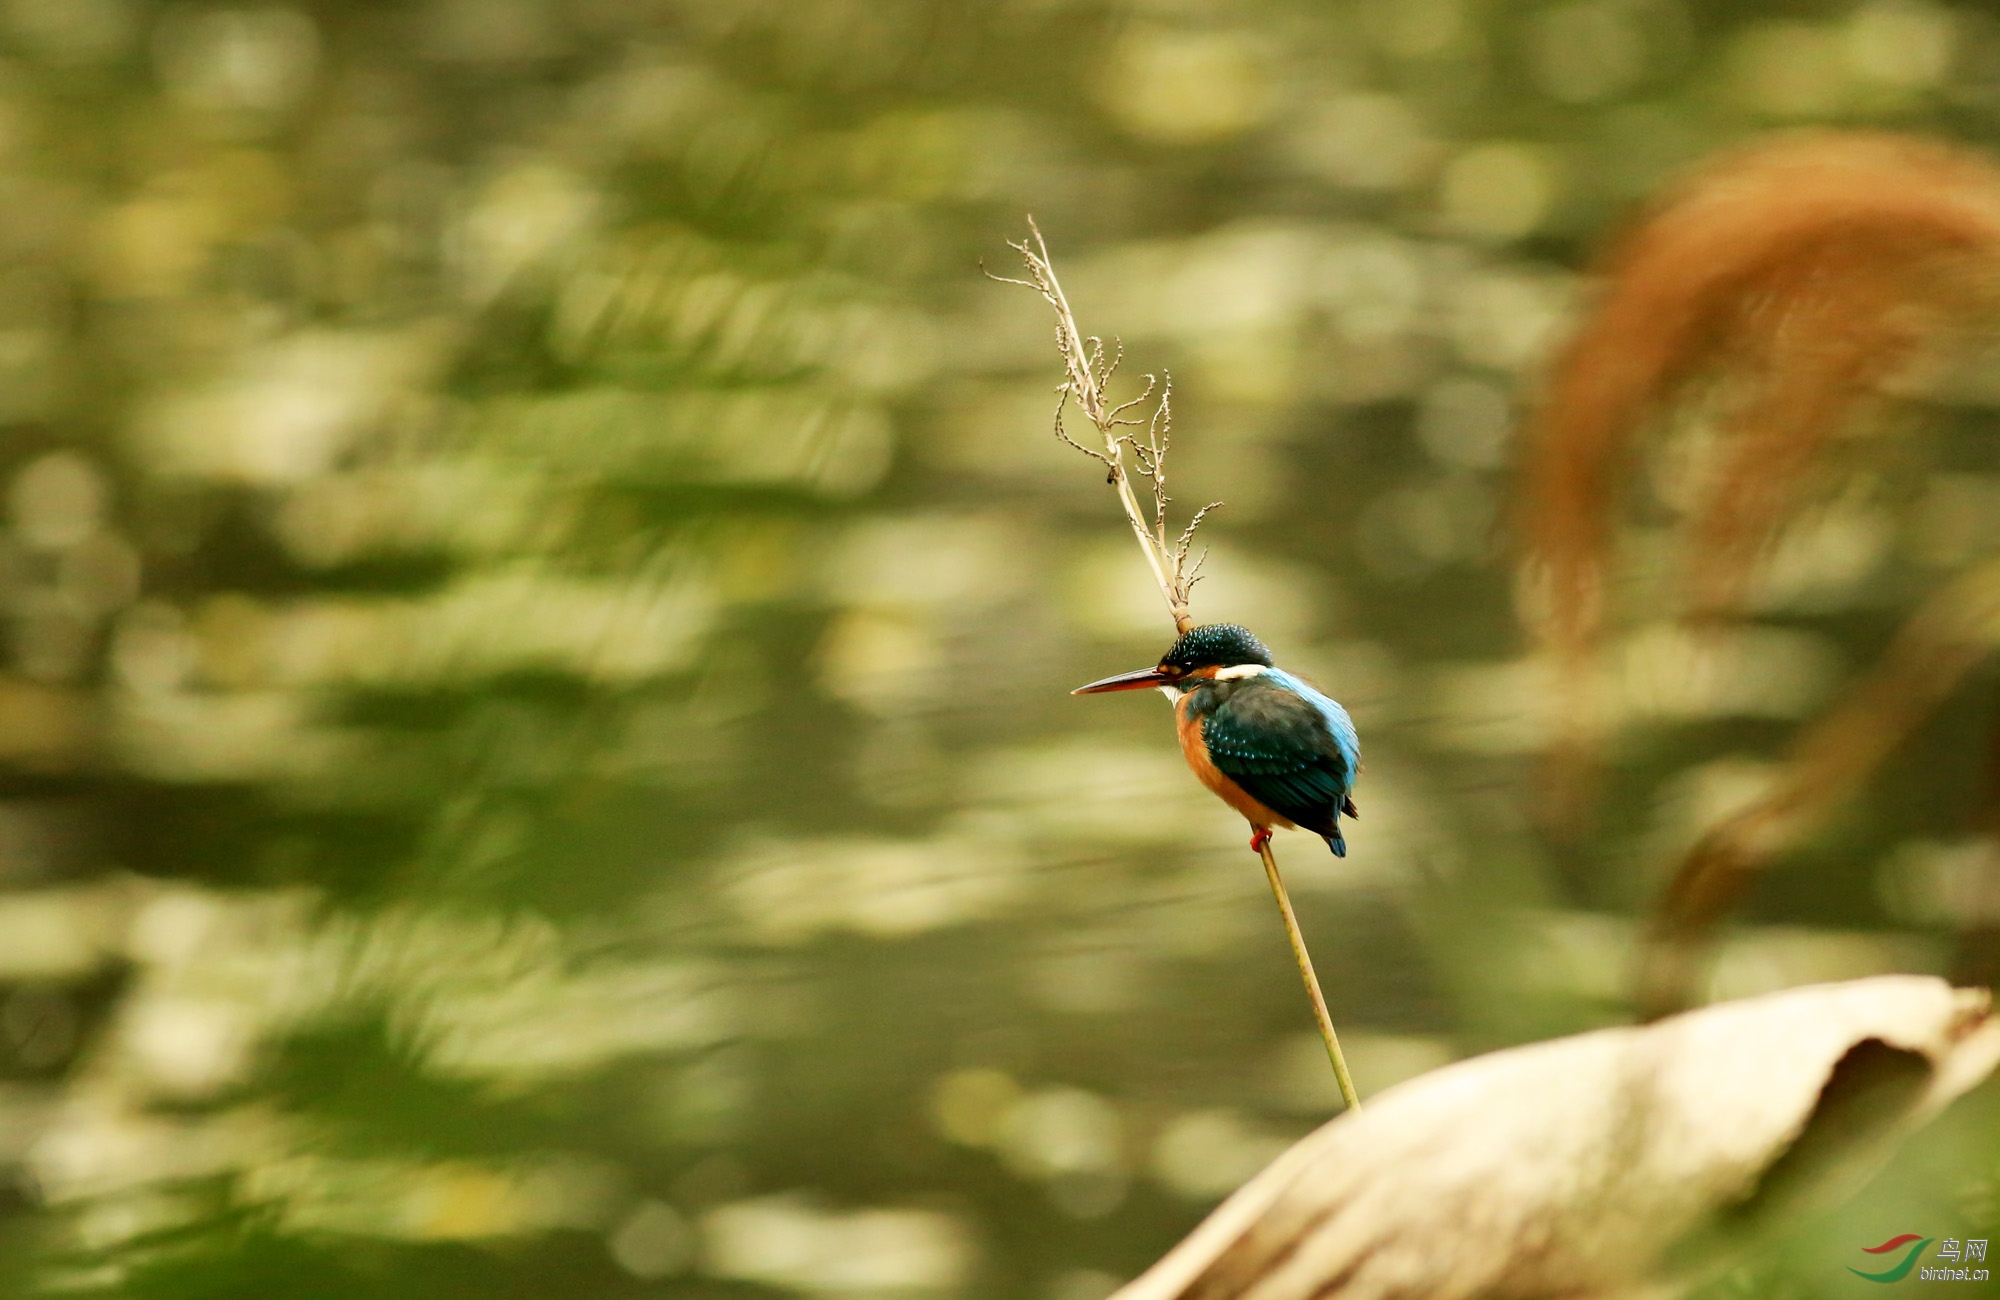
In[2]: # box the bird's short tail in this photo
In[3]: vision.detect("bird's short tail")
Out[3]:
[1326,833,1346,858]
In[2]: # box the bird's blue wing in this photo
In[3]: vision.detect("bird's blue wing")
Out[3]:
[1269,670,1359,776]
[1201,672,1356,837]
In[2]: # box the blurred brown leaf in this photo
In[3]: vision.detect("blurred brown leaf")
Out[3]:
[1518,132,2000,820]
[1113,976,2000,1300]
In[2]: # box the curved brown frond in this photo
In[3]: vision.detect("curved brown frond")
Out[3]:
[1519,132,2000,808]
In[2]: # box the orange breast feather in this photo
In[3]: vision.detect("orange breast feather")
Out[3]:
[1175,693,1294,829]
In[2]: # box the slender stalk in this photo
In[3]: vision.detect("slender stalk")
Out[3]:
[1114,466,1189,633]
[995,220,1358,1103]
[1259,839,1361,1112]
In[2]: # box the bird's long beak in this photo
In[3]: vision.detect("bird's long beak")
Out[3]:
[1072,666,1172,695]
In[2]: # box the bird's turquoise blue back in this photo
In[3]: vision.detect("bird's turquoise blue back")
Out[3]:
[1267,669,1359,779]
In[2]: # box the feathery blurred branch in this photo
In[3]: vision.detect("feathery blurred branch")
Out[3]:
[1518,133,2000,828]
[1510,132,2000,1014]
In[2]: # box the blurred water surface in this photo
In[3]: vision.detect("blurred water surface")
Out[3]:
[0,1,1994,1296]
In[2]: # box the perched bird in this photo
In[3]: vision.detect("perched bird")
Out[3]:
[1074,624,1360,856]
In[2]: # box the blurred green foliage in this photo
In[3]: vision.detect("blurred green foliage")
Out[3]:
[0,0,1992,1296]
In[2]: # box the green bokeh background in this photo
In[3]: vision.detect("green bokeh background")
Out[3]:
[0,0,1993,1296]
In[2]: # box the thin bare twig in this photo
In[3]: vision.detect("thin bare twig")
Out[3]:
[987,218,1219,633]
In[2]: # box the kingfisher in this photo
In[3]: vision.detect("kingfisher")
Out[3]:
[1073,624,1360,856]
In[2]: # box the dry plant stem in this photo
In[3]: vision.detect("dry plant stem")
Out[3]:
[988,218,1218,634]
[1261,839,1362,1111]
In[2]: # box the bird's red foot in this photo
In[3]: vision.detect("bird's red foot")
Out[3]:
[1249,827,1272,853]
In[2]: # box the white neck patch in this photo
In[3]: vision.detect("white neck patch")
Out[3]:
[1213,663,1270,681]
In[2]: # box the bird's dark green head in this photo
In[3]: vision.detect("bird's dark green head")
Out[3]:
[1071,623,1274,696]
[1160,624,1273,673]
